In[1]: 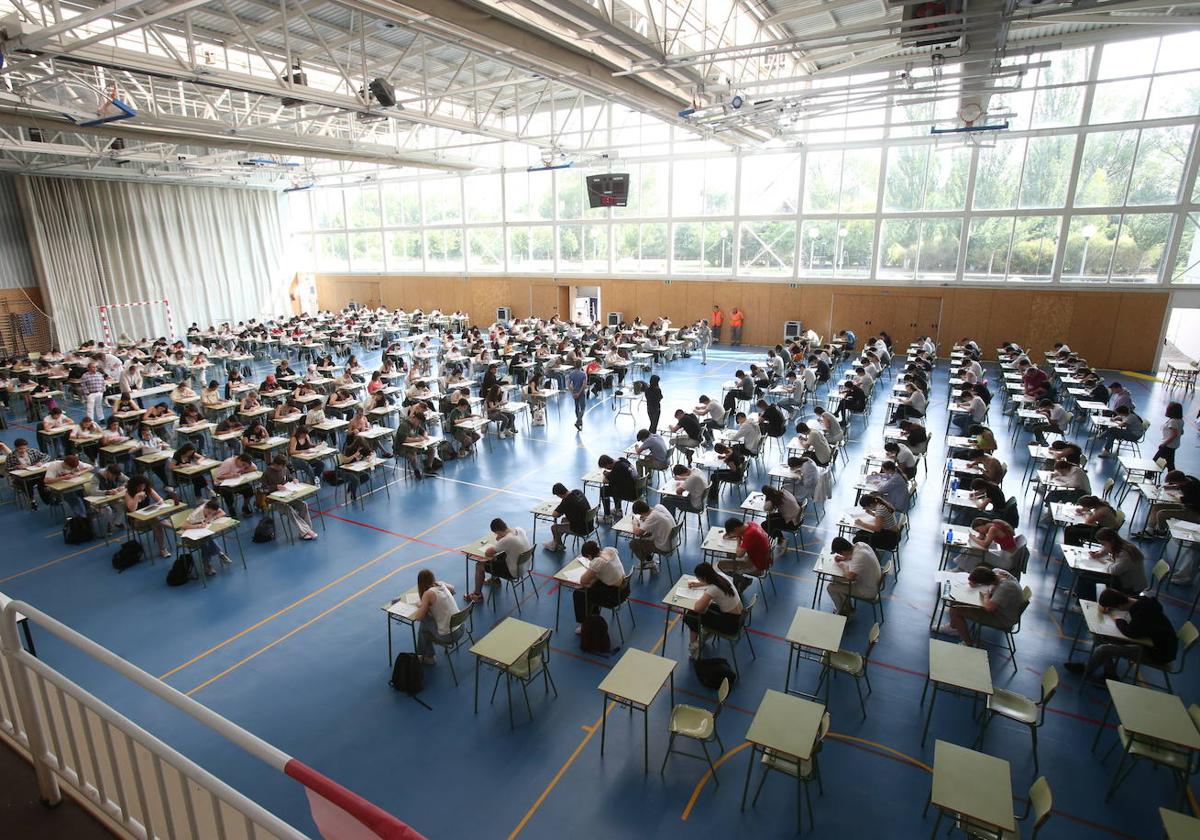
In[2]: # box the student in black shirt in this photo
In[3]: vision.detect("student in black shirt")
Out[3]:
[756,399,786,438]
[644,374,663,433]
[597,454,639,520]
[707,444,745,503]
[1065,589,1177,684]
[545,482,590,552]
[722,370,754,412]
[669,409,702,467]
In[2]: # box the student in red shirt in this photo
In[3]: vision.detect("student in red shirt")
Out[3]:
[719,517,771,577]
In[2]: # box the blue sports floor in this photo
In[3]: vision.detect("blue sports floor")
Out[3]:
[2,344,1198,839]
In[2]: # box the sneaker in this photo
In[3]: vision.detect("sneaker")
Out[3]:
[204,562,216,576]
[313,475,322,489]
[486,577,502,587]
[687,639,700,660]
[30,500,38,511]
[574,625,582,636]
[1098,449,1112,458]
[542,540,564,552]
[301,531,318,540]
[159,549,172,559]
[420,655,437,665]
[219,552,233,566]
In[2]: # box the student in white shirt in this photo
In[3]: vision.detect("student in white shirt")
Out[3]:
[826,537,881,615]
[45,454,92,518]
[469,518,531,601]
[182,498,233,576]
[731,411,762,457]
[694,395,726,442]
[952,384,989,432]
[629,500,675,573]
[662,464,707,516]
[409,569,463,664]
[784,454,820,503]
[570,540,627,634]
[681,562,744,659]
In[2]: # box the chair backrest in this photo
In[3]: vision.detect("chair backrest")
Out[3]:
[1029,777,1053,829]
[1179,622,1199,659]
[1189,704,1200,735]
[876,562,893,594]
[715,677,731,714]
[1113,509,1126,530]
[615,573,633,603]
[516,547,536,574]
[1040,666,1059,706]
[525,632,552,671]
[448,602,474,633]
[1101,477,1115,500]
[667,521,683,552]
[815,711,831,746]
[576,506,598,536]
[1151,559,1171,590]
[864,622,881,661]
[1155,457,1168,471]
[739,593,758,630]
[169,510,191,531]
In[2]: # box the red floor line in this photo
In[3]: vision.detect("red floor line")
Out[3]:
[312,508,457,553]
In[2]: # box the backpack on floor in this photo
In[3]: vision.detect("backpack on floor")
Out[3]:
[112,540,144,572]
[694,657,737,690]
[252,516,276,543]
[390,653,432,710]
[63,516,93,545]
[165,554,191,586]
[322,469,343,486]
[580,615,612,654]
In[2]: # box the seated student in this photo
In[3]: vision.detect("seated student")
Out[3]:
[794,422,831,466]
[694,395,726,443]
[706,443,746,503]
[1019,360,1050,398]
[1064,588,1177,685]
[287,425,323,485]
[870,460,910,513]
[883,441,918,481]
[124,474,173,559]
[143,401,174,421]
[953,518,1021,572]
[1064,495,1119,546]
[952,384,989,432]
[238,390,262,414]
[214,452,258,517]
[44,454,92,519]
[93,462,128,535]
[965,449,1006,486]
[633,429,670,477]
[629,499,675,574]
[756,399,787,441]
[392,402,439,479]
[544,482,590,552]
[1030,398,1069,444]
[834,381,868,426]
[445,397,481,458]
[1096,405,1147,458]
[730,411,762,459]
[661,464,707,518]
[168,443,213,500]
[273,399,302,424]
[771,373,804,420]
[1138,470,1200,546]
[201,381,224,407]
[1075,528,1147,599]
[467,518,531,602]
[898,419,929,456]
[1106,381,1133,413]
[181,498,234,576]
[722,370,755,412]
[262,454,318,541]
[965,424,997,455]
[597,454,639,520]
[851,493,902,553]
[241,419,269,450]
[1044,438,1082,467]
[893,381,927,422]
[665,410,702,467]
[170,378,197,403]
[408,569,464,665]
[826,537,882,616]
[1042,457,1091,510]
[70,415,102,460]
[959,477,1007,525]
[339,430,377,502]
[484,384,517,439]
[681,562,744,659]
[811,405,843,446]
[943,566,1024,645]
[760,486,801,550]
[569,540,627,636]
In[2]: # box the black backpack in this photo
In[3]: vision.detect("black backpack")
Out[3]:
[580,615,612,655]
[390,653,432,710]
[112,540,144,572]
[252,517,276,543]
[63,516,93,545]
[694,657,737,690]
[165,554,191,586]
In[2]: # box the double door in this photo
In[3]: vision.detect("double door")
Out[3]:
[831,293,942,351]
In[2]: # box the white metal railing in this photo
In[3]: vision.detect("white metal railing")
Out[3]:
[0,596,424,840]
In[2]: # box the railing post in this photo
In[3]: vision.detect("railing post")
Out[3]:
[0,605,61,807]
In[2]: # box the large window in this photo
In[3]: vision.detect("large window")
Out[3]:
[288,33,1200,286]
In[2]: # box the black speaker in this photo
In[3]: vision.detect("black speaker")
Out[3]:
[369,78,396,108]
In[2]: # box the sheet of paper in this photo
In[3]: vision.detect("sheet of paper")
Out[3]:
[182,527,215,539]
[219,478,242,487]
[560,566,588,584]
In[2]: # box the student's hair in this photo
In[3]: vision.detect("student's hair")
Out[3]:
[862,493,895,512]
[417,568,435,595]
[698,395,710,403]
[489,518,507,533]
[1165,470,1187,483]
[1095,527,1128,553]
[204,497,221,510]
[672,464,689,476]
[795,422,810,434]
[1098,588,1132,610]
[735,412,747,421]
[831,537,852,553]
[762,486,784,506]
[631,500,650,515]
[271,454,289,467]
[881,459,898,473]
[649,374,660,387]
[127,474,152,494]
[1053,458,1073,472]
[723,517,743,533]
[552,482,568,495]
[236,453,254,464]
[1037,398,1053,408]
[597,454,614,468]
[713,443,730,455]
[674,408,685,418]
[580,540,601,559]
[177,442,196,458]
[756,400,768,410]
[967,566,999,586]
[1076,495,1110,511]
[813,406,826,416]
[734,369,745,377]
[1114,405,1131,416]
[636,429,650,441]
[1166,402,1184,419]
[693,562,733,597]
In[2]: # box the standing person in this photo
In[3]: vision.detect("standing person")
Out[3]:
[567,360,588,431]
[730,307,744,346]
[696,319,711,365]
[1154,402,1184,471]
[711,305,723,345]
[644,374,663,434]
[80,361,108,424]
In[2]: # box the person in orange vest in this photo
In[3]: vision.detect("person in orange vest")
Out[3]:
[730,308,745,346]
[711,305,723,344]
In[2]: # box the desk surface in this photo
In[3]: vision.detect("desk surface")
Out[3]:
[1108,680,1200,751]
[470,617,547,668]
[785,607,846,654]
[931,740,1015,832]
[928,639,992,696]
[597,648,675,707]
[744,689,825,761]
[1161,807,1200,839]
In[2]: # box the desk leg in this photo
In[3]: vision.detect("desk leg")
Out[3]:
[928,808,943,840]
[555,586,562,633]
[920,684,938,745]
[506,672,514,730]
[473,656,480,715]
[465,553,470,594]
[386,616,393,666]
[409,621,417,654]
[740,744,757,811]
[600,693,607,756]
[643,704,649,774]
[669,672,675,708]
[1090,696,1113,752]
[662,608,671,655]
[784,644,795,694]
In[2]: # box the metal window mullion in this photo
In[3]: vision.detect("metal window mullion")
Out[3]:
[957,144,981,282]
[1051,42,1104,284]
[1160,123,1200,283]
[871,142,886,281]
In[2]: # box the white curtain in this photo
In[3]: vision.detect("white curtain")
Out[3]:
[17,176,290,348]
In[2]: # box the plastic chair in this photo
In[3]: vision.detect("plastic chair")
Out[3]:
[700,593,758,676]
[660,677,728,779]
[820,622,880,718]
[489,547,539,614]
[1133,621,1198,693]
[957,776,1053,839]
[429,602,476,687]
[1104,704,1200,805]
[976,666,1058,774]
[1151,558,1171,594]
[567,505,600,553]
[489,631,557,727]
[850,561,893,624]
[600,573,636,643]
[751,710,830,833]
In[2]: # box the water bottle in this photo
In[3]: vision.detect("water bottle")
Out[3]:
[950,476,959,493]
[945,528,954,545]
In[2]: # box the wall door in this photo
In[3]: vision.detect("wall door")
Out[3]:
[529,284,559,319]
[327,280,380,311]
[832,293,942,350]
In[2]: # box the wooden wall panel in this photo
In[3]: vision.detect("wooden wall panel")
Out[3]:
[313,274,1170,371]
[528,283,560,319]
